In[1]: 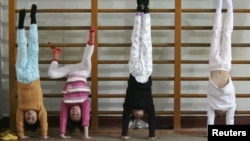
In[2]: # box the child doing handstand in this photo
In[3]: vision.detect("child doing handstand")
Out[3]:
[16,4,48,139]
[207,0,236,125]
[121,0,156,140]
[48,28,95,140]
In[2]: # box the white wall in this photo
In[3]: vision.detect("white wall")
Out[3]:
[1,0,250,117]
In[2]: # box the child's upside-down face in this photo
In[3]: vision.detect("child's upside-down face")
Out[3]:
[133,109,144,119]
[215,110,226,117]
[24,110,37,124]
[70,105,81,121]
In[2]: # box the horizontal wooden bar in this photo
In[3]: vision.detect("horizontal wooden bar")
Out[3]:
[98,9,175,13]
[183,26,250,30]
[98,26,174,30]
[182,9,250,13]
[40,77,250,81]
[37,43,175,48]
[182,43,250,47]
[18,26,250,31]
[47,110,250,116]
[43,94,62,98]
[40,77,174,81]
[181,60,250,64]
[43,93,250,98]
[97,94,174,98]
[36,43,250,48]
[98,43,175,47]
[20,26,174,30]
[182,77,250,81]
[47,111,174,115]
[39,60,250,65]
[181,94,250,98]
[16,9,250,14]
[39,60,174,64]
[16,9,91,13]
[23,26,90,30]
[98,60,174,64]
[97,77,174,81]
[39,43,86,47]
[97,111,174,115]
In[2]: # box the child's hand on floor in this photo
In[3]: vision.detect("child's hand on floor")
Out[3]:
[145,136,156,140]
[19,135,30,139]
[121,136,131,140]
[40,135,49,139]
[82,136,92,140]
[60,133,71,139]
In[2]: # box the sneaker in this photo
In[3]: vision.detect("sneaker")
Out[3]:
[6,133,17,140]
[0,133,18,141]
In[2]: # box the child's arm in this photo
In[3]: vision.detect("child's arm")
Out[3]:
[207,104,215,125]
[16,109,27,138]
[121,104,131,137]
[38,106,48,138]
[81,99,90,127]
[147,105,156,138]
[60,102,69,137]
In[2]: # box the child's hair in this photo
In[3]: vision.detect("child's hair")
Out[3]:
[24,119,40,132]
[66,110,83,134]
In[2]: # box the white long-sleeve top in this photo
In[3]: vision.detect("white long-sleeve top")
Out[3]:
[207,77,236,125]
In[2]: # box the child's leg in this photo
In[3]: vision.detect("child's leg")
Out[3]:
[215,0,223,14]
[27,4,39,79]
[79,44,94,75]
[209,13,223,71]
[27,24,39,77]
[16,10,27,71]
[128,13,142,77]
[16,10,29,83]
[220,1,234,71]
[79,29,95,74]
[48,62,77,79]
[224,0,233,14]
[140,12,153,79]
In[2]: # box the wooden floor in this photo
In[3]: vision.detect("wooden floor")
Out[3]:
[20,128,207,141]
[4,116,243,140]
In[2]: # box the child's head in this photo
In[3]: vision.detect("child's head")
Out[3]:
[24,110,40,132]
[215,110,226,117]
[24,110,37,124]
[67,106,83,134]
[132,109,144,119]
[69,105,81,121]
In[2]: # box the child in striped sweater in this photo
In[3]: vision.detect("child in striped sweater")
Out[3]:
[48,28,95,140]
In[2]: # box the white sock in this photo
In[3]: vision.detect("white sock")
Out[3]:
[216,0,223,14]
[225,0,233,14]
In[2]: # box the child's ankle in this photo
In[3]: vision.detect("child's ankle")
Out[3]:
[88,28,95,45]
